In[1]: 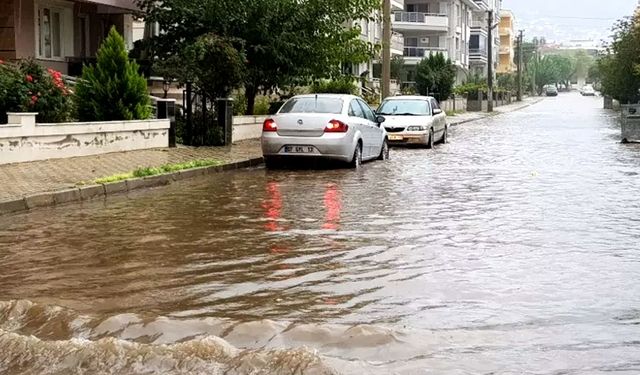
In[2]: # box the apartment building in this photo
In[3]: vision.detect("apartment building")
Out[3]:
[0,0,139,75]
[469,0,501,78]
[391,0,481,86]
[497,9,516,73]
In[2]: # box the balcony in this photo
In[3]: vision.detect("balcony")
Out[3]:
[499,46,511,54]
[469,48,488,63]
[393,12,449,32]
[473,0,489,10]
[403,47,448,64]
[499,26,512,36]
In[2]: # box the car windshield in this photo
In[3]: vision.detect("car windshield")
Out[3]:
[279,97,343,114]
[377,100,430,116]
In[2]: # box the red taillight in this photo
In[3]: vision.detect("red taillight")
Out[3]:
[325,119,349,133]
[263,118,277,132]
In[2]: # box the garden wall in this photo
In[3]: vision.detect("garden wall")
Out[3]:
[233,115,267,142]
[0,113,170,165]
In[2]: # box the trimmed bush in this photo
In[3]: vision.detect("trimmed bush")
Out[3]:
[76,27,151,121]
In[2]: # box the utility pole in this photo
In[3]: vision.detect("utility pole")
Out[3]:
[382,0,391,99]
[516,30,523,101]
[487,10,494,112]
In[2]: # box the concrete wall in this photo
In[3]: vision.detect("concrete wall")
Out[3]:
[440,97,467,112]
[233,115,267,143]
[0,113,169,165]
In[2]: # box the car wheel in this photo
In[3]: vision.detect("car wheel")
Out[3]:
[426,128,434,149]
[441,125,448,144]
[349,143,362,169]
[377,139,390,161]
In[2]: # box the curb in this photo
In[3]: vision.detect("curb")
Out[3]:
[0,157,264,216]
[449,98,544,127]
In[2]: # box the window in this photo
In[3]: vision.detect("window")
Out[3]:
[378,100,430,116]
[37,5,64,59]
[279,97,344,114]
[349,100,365,119]
[357,100,376,122]
[470,35,480,49]
[430,99,441,111]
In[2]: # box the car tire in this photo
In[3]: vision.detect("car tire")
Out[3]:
[426,128,434,149]
[377,139,390,161]
[349,143,362,169]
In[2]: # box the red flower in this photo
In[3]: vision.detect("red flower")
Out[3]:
[30,95,38,105]
[0,59,4,64]
[26,75,33,82]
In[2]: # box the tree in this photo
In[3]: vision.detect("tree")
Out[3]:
[415,53,456,101]
[599,13,640,103]
[76,27,150,121]
[154,34,245,100]
[529,55,561,94]
[390,55,405,83]
[138,0,380,114]
[547,55,573,88]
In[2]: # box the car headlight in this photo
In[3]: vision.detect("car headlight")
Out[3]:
[406,126,426,131]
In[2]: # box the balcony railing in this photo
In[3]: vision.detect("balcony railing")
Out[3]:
[404,47,448,58]
[469,48,488,57]
[394,12,448,23]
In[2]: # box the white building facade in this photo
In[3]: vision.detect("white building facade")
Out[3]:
[469,0,502,78]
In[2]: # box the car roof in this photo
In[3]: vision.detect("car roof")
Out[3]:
[292,94,359,100]
[384,95,434,101]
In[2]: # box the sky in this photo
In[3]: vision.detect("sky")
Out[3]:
[501,0,639,45]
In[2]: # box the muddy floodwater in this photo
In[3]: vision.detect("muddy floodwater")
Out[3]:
[2,93,640,374]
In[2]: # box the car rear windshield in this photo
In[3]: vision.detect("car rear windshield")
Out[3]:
[378,100,430,115]
[279,97,344,114]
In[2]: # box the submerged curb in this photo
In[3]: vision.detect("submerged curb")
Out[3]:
[0,157,264,216]
[449,98,544,127]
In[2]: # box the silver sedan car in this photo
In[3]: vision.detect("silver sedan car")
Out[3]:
[261,94,389,168]
[377,96,448,148]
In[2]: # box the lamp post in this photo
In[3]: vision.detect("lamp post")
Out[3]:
[162,80,170,98]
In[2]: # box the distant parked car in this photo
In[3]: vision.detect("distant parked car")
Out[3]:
[261,94,389,168]
[581,85,596,96]
[376,96,448,149]
[545,86,559,97]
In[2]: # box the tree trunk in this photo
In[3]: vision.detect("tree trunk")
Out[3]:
[246,84,257,116]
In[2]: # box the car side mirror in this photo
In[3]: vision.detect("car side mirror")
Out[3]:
[376,115,386,124]
[432,108,443,115]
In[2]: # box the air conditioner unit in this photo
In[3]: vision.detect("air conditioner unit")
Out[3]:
[420,37,430,44]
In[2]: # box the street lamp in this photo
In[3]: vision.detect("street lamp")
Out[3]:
[162,80,170,98]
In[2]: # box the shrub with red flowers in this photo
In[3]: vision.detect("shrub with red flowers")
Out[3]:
[0,59,74,123]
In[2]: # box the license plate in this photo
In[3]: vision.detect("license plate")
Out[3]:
[389,135,404,141]
[284,145,315,153]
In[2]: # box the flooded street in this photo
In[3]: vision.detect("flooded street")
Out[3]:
[2,93,640,374]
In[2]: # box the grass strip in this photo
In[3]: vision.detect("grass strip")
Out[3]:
[92,159,222,185]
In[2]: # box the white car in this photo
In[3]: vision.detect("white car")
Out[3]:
[377,96,448,148]
[261,94,389,168]
[581,85,596,96]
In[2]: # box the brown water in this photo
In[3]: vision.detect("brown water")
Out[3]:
[2,93,640,374]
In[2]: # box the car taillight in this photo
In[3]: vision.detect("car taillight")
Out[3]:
[325,119,349,133]
[263,118,277,132]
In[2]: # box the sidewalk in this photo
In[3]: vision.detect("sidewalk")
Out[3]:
[448,96,543,126]
[0,140,263,213]
[0,97,544,215]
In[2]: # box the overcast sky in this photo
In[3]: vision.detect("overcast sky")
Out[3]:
[502,0,639,44]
